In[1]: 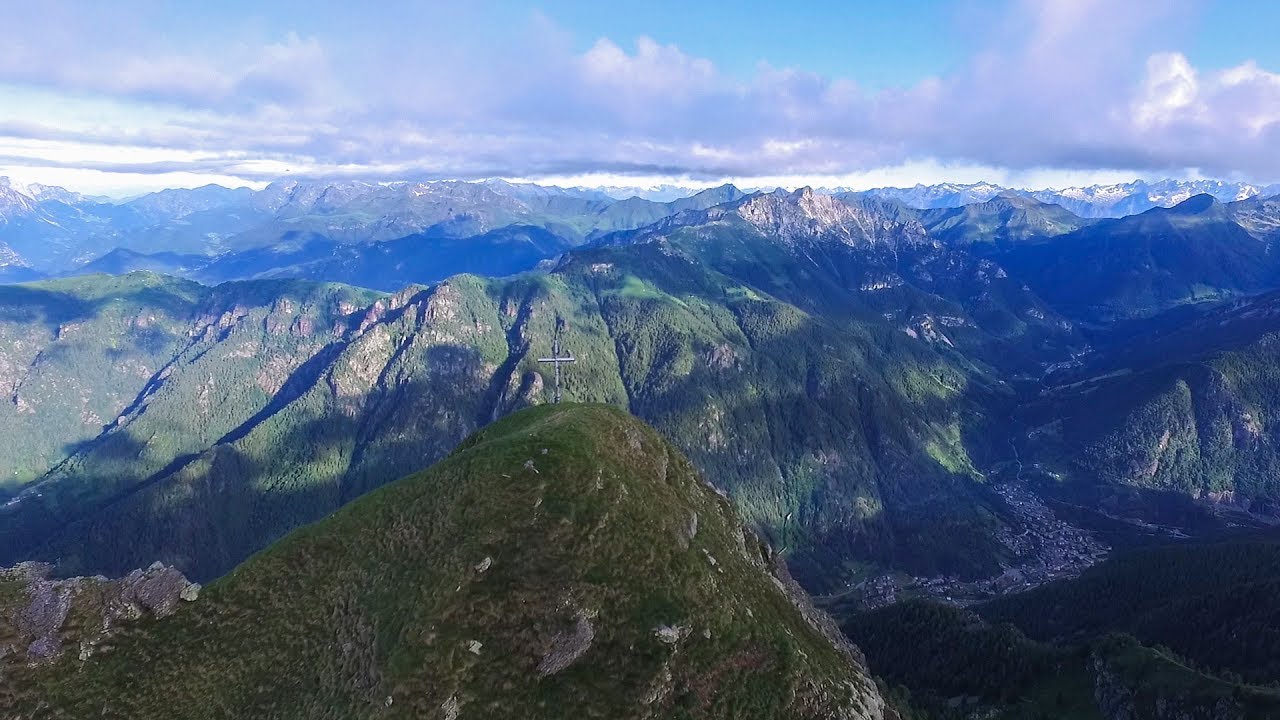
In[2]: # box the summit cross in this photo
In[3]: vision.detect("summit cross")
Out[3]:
[537,335,575,404]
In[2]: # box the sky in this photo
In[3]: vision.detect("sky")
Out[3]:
[1,0,1279,196]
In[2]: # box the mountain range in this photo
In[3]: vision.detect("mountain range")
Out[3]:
[0,188,1050,591]
[7,187,1280,587]
[3,176,1279,293]
[0,176,747,283]
[6,175,1280,717]
[847,178,1280,218]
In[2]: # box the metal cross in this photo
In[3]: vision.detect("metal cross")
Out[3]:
[537,335,575,404]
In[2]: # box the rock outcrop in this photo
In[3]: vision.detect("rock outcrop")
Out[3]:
[0,560,199,677]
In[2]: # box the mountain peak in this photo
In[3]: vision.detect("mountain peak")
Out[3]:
[687,183,745,204]
[0,178,39,219]
[708,182,741,194]
[5,404,886,719]
[1168,192,1221,214]
[731,185,927,248]
[736,185,846,231]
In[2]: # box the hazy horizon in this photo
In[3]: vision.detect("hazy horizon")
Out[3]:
[4,172,1279,203]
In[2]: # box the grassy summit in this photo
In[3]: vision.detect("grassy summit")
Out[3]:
[5,404,884,720]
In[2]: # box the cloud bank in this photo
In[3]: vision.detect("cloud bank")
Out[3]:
[0,0,1278,193]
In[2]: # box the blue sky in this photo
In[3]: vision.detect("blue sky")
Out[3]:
[1,0,1279,195]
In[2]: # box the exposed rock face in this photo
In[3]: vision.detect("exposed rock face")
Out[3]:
[0,561,200,676]
[734,188,931,248]
[537,608,597,676]
[767,551,876,675]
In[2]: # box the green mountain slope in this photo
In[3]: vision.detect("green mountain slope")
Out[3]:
[2,404,887,720]
[0,272,381,496]
[0,258,1007,591]
[602,188,1078,371]
[0,273,355,487]
[3,189,1073,595]
[1020,290,1280,514]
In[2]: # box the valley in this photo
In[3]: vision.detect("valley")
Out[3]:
[838,481,1110,609]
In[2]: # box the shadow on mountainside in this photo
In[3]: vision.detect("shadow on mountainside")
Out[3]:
[0,275,204,331]
[15,338,522,582]
[37,411,369,582]
[5,250,1029,595]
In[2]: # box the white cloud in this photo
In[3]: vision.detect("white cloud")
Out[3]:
[0,0,1278,194]
[579,37,717,96]
[1135,53,1203,128]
